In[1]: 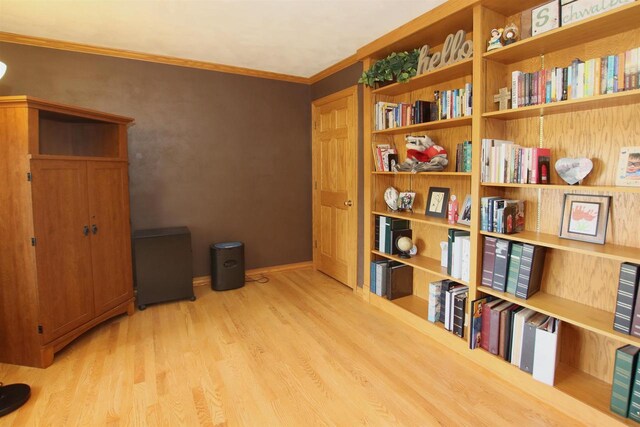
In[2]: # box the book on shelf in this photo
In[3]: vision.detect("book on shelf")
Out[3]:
[515,244,547,300]
[377,216,410,254]
[453,291,467,338]
[506,243,524,295]
[481,138,552,185]
[481,236,497,288]
[375,261,389,297]
[455,140,472,173]
[499,303,518,360]
[372,144,397,171]
[611,345,640,418]
[470,296,493,350]
[428,280,443,323]
[445,284,467,331]
[488,300,512,355]
[615,262,640,335]
[492,239,512,293]
[438,280,455,324]
[510,307,536,367]
[628,348,640,422]
[480,299,502,352]
[532,317,561,386]
[447,229,470,278]
[504,305,524,362]
[520,312,549,374]
[370,259,387,295]
[385,262,413,300]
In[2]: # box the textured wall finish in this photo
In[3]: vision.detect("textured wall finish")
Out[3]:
[0,42,311,276]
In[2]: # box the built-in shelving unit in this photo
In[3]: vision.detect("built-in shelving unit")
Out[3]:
[359,0,640,425]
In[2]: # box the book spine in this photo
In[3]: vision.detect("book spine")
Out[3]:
[614,263,640,334]
[629,348,640,422]
[515,244,535,299]
[481,237,497,288]
[428,281,442,322]
[492,239,511,292]
[370,261,377,294]
[506,243,523,295]
[453,293,467,338]
[611,345,639,417]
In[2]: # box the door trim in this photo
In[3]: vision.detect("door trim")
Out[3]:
[311,85,358,290]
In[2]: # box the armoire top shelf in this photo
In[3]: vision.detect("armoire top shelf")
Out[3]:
[372,58,473,96]
[482,2,640,64]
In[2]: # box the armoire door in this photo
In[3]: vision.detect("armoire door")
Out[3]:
[30,160,95,343]
[87,161,134,315]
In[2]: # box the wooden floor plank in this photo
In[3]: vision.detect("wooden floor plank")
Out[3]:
[0,268,580,426]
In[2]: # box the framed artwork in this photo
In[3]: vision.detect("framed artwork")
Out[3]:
[425,187,449,218]
[559,194,611,244]
[458,194,472,226]
[615,146,640,187]
[398,191,416,212]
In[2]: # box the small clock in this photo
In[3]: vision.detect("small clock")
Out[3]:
[384,187,399,211]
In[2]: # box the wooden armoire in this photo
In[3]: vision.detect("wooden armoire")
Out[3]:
[0,96,135,368]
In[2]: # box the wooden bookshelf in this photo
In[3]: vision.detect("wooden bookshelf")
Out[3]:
[481,182,640,194]
[480,230,640,264]
[360,1,639,424]
[482,89,640,120]
[372,116,472,135]
[372,210,471,231]
[483,2,640,64]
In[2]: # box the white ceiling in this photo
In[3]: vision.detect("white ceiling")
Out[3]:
[0,0,447,78]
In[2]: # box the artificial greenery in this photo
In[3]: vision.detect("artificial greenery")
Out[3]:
[358,49,420,87]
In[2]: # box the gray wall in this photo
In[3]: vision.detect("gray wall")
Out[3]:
[311,62,365,287]
[0,42,312,276]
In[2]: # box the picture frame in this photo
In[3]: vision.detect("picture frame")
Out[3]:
[559,194,611,245]
[458,194,472,225]
[398,191,416,212]
[615,146,640,187]
[425,187,449,218]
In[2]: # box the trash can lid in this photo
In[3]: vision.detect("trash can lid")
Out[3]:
[212,241,243,249]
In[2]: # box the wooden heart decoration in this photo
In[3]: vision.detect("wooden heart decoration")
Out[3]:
[555,158,593,185]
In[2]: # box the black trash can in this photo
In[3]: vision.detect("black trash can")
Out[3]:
[210,241,245,291]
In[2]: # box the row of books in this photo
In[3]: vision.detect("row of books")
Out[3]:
[511,47,640,108]
[372,144,398,172]
[375,216,411,254]
[470,296,560,386]
[374,100,436,131]
[611,344,640,422]
[480,197,525,234]
[445,229,470,283]
[481,237,546,300]
[454,140,472,173]
[434,84,472,121]
[369,260,413,300]
[613,262,640,336]
[480,139,551,184]
[427,280,468,338]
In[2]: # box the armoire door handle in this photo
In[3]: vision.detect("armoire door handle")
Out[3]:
[83,226,90,236]
[91,224,98,235]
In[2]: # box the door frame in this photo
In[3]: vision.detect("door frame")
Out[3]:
[311,85,359,290]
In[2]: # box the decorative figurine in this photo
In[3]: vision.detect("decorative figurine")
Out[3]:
[487,28,503,51]
[493,87,512,111]
[503,23,519,45]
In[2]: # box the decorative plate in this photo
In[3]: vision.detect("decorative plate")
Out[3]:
[555,158,593,185]
[384,187,399,211]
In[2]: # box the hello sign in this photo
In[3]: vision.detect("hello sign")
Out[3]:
[416,30,473,75]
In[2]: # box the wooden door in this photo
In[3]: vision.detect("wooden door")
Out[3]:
[312,86,358,288]
[30,160,95,343]
[87,161,134,315]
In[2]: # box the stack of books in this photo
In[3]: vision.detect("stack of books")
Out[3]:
[372,144,398,171]
[480,237,546,299]
[373,100,436,130]
[470,296,560,386]
[375,216,411,255]
[480,197,525,234]
[511,47,640,108]
[369,260,413,301]
[428,280,468,338]
[434,83,472,121]
[613,263,640,336]
[480,139,551,184]
[446,229,471,282]
[611,345,640,422]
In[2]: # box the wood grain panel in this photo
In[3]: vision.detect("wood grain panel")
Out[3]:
[88,161,134,316]
[560,324,621,383]
[30,159,95,343]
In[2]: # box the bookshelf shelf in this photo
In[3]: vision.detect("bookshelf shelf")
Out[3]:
[372,58,473,96]
[391,294,429,319]
[372,250,468,285]
[373,171,472,177]
[482,89,640,120]
[480,230,640,264]
[480,182,640,194]
[372,210,470,231]
[373,116,472,135]
[482,2,640,64]
[478,286,640,348]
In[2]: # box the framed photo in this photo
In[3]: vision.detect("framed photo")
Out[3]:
[559,194,611,244]
[532,1,559,36]
[425,187,449,218]
[458,194,472,225]
[398,191,416,212]
[615,146,640,187]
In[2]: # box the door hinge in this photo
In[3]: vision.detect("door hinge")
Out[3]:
[31,237,37,246]
[37,325,43,334]
[27,172,32,181]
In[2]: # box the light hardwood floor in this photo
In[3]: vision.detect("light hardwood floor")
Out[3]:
[1,268,581,426]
